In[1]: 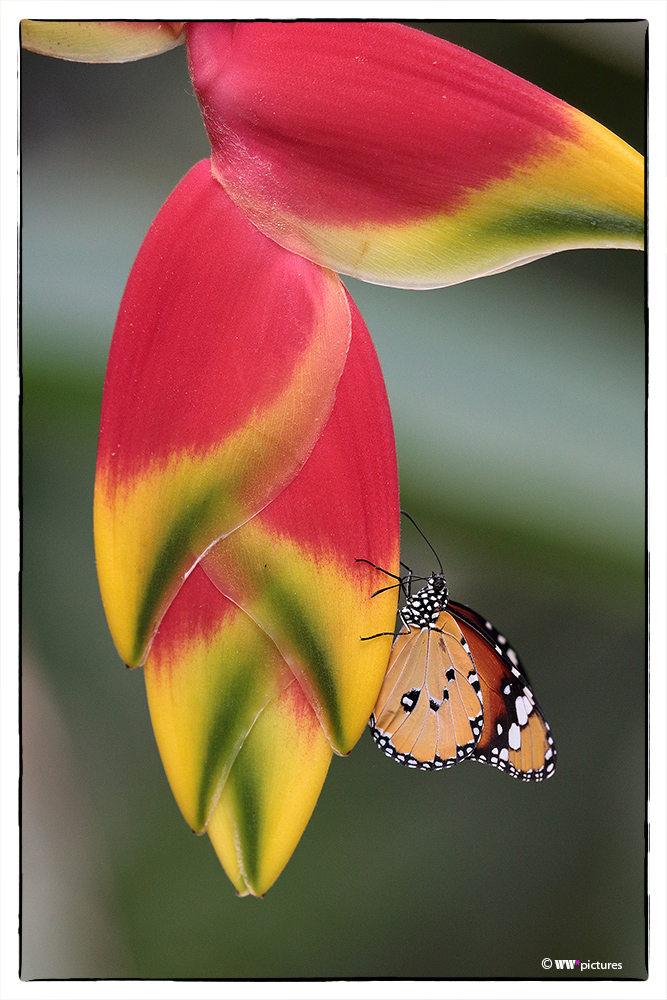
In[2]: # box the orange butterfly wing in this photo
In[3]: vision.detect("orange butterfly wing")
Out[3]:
[370,612,484,770]
[448,601,556,781]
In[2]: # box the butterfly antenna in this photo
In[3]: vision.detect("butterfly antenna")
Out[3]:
[400,510,444,574]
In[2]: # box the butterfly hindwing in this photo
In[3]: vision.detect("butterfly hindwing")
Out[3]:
[370,611,484,771]
[448,601,556,781]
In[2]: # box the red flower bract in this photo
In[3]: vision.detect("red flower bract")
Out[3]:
[187,21,643,288]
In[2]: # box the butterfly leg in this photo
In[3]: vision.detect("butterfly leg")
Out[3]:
[360,628,410,641]
[369,582,403,599]
[356,557,413,602]
[360,618,413,642]
[355,558,403,582]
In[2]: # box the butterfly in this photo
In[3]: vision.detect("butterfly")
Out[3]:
[359,514,556,781]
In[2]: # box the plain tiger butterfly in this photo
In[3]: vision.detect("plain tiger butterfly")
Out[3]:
[359,514,556,781]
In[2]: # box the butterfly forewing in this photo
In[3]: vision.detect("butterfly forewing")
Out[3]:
[370,611,484,771]
[448,601,556,781]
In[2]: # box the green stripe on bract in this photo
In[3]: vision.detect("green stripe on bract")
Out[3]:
[264,576,344,749]
[479,207,644,245]
[226,757,262,893]
[196,659,265,832]
[132,490,220,664]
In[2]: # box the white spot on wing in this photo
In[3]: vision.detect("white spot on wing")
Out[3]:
[515,696,529,727]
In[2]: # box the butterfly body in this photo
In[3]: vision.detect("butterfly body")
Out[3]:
[398,570,449,630]
[369,571,556,781]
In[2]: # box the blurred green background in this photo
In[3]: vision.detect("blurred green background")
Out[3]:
[21,21,646,980]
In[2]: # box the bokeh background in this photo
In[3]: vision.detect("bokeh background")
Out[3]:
[21,20,646,980]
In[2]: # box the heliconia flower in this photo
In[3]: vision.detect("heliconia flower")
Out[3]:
[94,160,400,896]
[187,21,644,288]
[25,18,644,895]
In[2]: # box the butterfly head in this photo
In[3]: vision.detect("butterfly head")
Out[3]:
[429,572,448,598]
